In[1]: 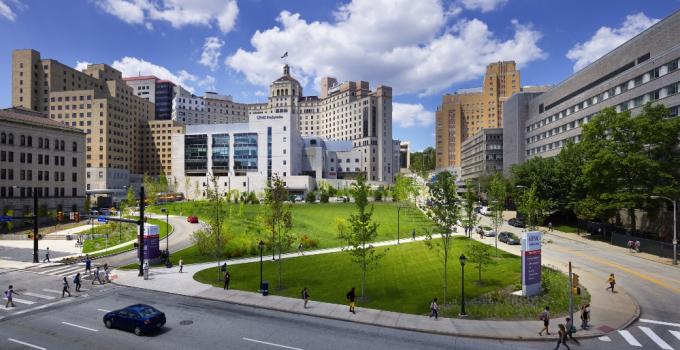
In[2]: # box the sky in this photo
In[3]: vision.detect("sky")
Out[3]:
[0,0,679,151]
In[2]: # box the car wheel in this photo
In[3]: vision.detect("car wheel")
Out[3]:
[134,326,143,336]
[104,319,112,329]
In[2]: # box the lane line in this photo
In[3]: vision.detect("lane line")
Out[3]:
[641,319,680,328]
[8,338,46,350]
[9,297,76,316]
[97,308,111,312]
[23,292,56,300]
[618,330,642,347]
[8,298,36,305]
[598,336,612,342]
[670,330,680,342]
[639,326,673,350]
[42,289,63,294]
[61,322,98,332]
[242,337,303,350]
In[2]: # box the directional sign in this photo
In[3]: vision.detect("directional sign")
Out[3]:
[97,215,108,223]
[0,215,12,222]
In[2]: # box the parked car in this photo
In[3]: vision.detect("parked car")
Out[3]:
[508,217,526,228]
[330,196,349,203]
[294,195,304,203]
[187,215,199,224]
[498,231,520,245]
[103,304,166,336]
[479,226,495,237]
[479,206,490,216]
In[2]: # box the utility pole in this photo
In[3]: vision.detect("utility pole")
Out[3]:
[568,261,574,322]
[138,186,145,277]
[32,190,39,263]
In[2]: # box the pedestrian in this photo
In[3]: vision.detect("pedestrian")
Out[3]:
[346,287,356,314]
[627,240,634,252]
[92,266,102,285]
[548,222,553,232]
[223,271,230,290]
[179,257,184,273]
[73,273,82,292]
[539,306,551,336]
[4,285,18,308]
[606,273,616,293]
[297,242,304,256]
[412,229,416,240]
[429,297,438,320]
[554,324,571,350]
[84,255,92,276]
[62,277,71,297]
[565,317,579,344]
[43,247,50,263]
[104,265,110,283]
[302,287,310,309]
[580,304,590,330]
[634,240,641,253]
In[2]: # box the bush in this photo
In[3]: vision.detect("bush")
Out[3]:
[305,191,316,203]
[299,234,319,249]
[246,192,259,204]
[374,188,384,201]
[320,192,330,203]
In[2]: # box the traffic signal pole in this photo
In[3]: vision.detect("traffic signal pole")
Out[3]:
[569,261,574,323]
[33,190,39,263]
[138,186,145,277]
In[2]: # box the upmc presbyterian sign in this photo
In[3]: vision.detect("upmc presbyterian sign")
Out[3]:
[521,231,542,296]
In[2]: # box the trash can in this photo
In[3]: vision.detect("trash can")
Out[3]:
[261,281,269,296]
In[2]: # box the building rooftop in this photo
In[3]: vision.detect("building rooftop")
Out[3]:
[0,107,85,134]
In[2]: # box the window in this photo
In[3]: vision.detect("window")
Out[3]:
[72,142,77,152]
[72,158,77,167]
[72,173,77,182]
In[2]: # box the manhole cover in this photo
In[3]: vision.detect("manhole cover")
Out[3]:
[179,320,193,326]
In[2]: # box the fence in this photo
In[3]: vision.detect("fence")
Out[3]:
[610,232,677,259]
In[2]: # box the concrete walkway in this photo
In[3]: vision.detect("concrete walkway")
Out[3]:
[114,231,639,341]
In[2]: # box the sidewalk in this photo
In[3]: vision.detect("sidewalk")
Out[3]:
[114,232,639,341]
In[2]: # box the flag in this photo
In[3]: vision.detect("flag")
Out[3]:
[281,51,288,59]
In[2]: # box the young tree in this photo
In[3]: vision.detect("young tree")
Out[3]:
[204,175,228,280]
[424,171,460,305]
[305,191,316,203]
[143,174,159,206]
[461,180,479,238]
[466,241,492,282]
[337,174,386,299]
[184,177,192,199]
[158,174,169,194]
[517,183,551,230]
[264,175,294,290]
[488,173,506,256]
[392,175,417,202]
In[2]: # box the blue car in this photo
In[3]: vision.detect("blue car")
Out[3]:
[103,304,166,336]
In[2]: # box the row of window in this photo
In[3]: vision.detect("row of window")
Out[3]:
[0,133,76,152]
[0,151,75,166]
[0,186,77,198]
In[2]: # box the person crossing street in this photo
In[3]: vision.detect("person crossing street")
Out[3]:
[74,272,82,292]
[606,273,616,293]
[4,285,18,308]
[62,277,71,297]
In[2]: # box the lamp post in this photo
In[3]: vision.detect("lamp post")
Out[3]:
[651,195,677,265]
[161,207,171,267]
[258,240,265,292]
[459,254,467,317]
[397,206,401,244]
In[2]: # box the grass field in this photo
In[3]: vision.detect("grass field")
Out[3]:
[194,238,588,319]
[553,225,579,233]
[83,218,172,254]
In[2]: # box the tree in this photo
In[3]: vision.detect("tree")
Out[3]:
[305,191,316,203]
[204,175,228,280]
[158,174,169,194]
[184,177,191,198]
[424,171,460,305]
[461,180,479,238]
[264,175,294,290]
[337,174,386,299]
[409,147,435,178]
[391,175,417,202]
[517,183,551,230]
[488,173,506,256]
[466,241,492,282]
[143,174,159,206]
[373,187,384,201]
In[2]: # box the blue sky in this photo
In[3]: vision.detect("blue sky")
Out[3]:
[0,0,679,151]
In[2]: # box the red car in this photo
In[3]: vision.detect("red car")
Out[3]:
[187,215,199,224]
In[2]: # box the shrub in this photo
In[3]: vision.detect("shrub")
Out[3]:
[305,191,316,203]
[246,191,259,204]
[320,192,330,203]
[299,234,319,249]
[374,188,384,201]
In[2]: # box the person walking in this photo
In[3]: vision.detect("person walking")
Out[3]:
[5,285,18,308]
[412,229,416,240]
[539,306,551,336]
[429,297,439,320]
[179,258,184,273]
[223,271,230,290]
[104,265,111,283]
[84,255,92,276]
[565,317,579,344]
[43,247,50,263]
[634,240,641,253]
[606,273,616,293]
[302,287,310,309]
[62,277,71,297]
[346,287,356,314]
[580,304,590,330]
[297,243,304,256]
[92,266,102,285]
[554,324,571,350]
[73,273,82,292]
[548,222,553,232]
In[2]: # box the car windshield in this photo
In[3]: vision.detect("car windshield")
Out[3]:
[136,306,159,317]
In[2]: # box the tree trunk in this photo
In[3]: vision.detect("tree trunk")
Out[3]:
[443,246,448,305]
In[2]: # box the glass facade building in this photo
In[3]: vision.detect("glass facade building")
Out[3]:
[233,133,258,175]
[184,134,208,175]
[212,133,229,175]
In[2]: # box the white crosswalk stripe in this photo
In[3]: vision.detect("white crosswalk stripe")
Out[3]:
[639,327,674,350]
[670,330,680,342]
[42,288,63,294]
[619,330,643,347]
[5,298,35,305]
[22,292,55,300]
[605,323,680,349]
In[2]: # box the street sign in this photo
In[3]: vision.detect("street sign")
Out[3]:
[521,231,542,297]
[97,215,107,223]
[0,215,12,222]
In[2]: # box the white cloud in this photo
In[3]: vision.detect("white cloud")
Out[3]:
[75,61,92,71]
[197,75,216,91]
[199,37,224,70]
[226,0,545,96]
[459,0,508,12]
[96,0,239,33]
[111,57,204,92]
[393,102,434,128]
[567,12,659,72]
[0,0,20,21]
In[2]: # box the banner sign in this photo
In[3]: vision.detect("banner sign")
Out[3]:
[138,224,160,260]
[521,231,542,296]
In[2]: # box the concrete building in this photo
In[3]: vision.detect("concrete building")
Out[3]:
[460,128,503,181]
[0,108,86,216]
[502,10,680,172]
[123,76,176,120]
[139,120,185,176]
[12,49,155,195]
[399,141,410,170]
[171,86,249,125]
[435,61,520,169]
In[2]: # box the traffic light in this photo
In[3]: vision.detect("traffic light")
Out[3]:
[56,211,63,222]
[572,273,581,295]
[74,212,80,223]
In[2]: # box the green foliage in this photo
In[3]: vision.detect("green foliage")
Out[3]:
[409,147,436,178]
[461,179,479,237]
[466,241,492,282]
[298,234,319,249]
[373,187,384,201]
[320,191,330,203]
[517,183,551,229]
[305,191,316,203]
[143,174,159,205]
[488,173,507,233]
[391,175,417,202]
[265,175,295,289]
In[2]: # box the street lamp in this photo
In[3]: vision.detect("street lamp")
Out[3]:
[459,254,467,317]
[651,195,677,265]
[258,240,265,292]
[160,207,171,267]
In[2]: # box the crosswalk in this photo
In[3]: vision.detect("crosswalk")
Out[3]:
[24,263,87,278]
[599,319,680,349]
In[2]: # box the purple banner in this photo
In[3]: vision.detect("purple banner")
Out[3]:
[523,250,541,285]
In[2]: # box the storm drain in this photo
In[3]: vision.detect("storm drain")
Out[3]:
[179,320,194,326]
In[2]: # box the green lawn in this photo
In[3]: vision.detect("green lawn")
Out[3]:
[553,225,579,234]
[83,218,172,254]
[194,238,588,320]
[149,201,437,264]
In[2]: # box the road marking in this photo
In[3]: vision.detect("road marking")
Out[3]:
[23,292,55,300]
[8,298,36,305]
[9,297,76,316]
[242,337,303,350]
[97,308,111,312]
[61,321,98,332]
[42,265,79,275]
[42,289,63,294]
[598,336,612,342]
[8,338,46,350]
[641,319,680,328]
[639,326,673,350]
[618,330,642,347]
[670,330,680,342]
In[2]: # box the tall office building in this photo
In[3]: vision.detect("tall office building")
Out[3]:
[123,76,176,120]
[171,86,249,125]
[11,49,155,194]
[435,61,520,170]
[503,10,680,172]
